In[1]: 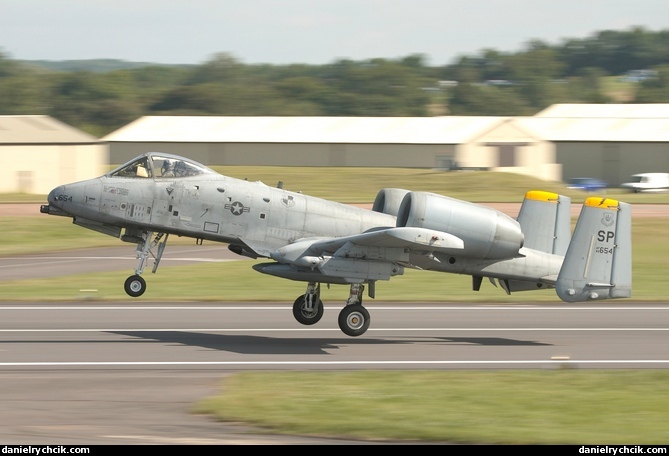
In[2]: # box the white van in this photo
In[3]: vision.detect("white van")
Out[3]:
[621,173,669,193]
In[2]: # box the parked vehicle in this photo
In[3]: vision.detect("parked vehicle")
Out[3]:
[567,177,608,192]
[621,173,669,193]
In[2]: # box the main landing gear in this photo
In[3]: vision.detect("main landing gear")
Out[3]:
[123,230,168,297]
[291,281,371,337]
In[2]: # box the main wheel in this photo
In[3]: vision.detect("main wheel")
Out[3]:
[338,304,370,337]
[124,275,146,297]
[292,294,324,325]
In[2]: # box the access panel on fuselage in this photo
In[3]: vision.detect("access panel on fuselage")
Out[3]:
[214,180,271,241]
[264,187,308,244]
[100,178,153,225]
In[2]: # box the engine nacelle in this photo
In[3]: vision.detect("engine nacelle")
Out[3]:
[396,192,524,259]
[372,188,411,217]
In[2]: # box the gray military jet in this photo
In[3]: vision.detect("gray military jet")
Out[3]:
[40,152,632,336]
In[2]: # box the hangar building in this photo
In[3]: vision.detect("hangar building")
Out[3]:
[101,115,562,181]
[0,115,106,194]
[102,115,514,171]
[3,104,669,195]
[527,103,669,186]
[102,104,669,186]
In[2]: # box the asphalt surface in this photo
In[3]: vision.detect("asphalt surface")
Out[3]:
[1,302,669,444]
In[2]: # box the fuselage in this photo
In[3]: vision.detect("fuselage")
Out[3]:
[44,152,563,287]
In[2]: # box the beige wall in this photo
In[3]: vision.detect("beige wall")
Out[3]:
[498,142,561,182]
[453,141,560,181]
[1,144,107,194]
[455,119,561,181]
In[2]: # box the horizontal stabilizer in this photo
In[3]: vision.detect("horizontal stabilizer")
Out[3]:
[556,197,632,302]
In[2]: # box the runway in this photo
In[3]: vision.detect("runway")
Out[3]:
[2,301,669,444]
[2,302,669,369]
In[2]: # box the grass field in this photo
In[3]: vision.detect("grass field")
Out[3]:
[195,370,669,444]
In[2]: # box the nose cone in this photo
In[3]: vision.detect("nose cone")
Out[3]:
[47,185,65,207]
[44,179,103,218]
[41,185,70,216]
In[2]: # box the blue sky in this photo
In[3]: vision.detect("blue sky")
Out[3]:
[2,0,668,66]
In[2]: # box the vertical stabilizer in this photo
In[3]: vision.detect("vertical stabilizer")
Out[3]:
[517,191,571,255]
[556,197,632,302]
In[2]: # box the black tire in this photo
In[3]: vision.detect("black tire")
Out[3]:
[338,304,370,337]
[124,275,146,297]
[292,294,324,325]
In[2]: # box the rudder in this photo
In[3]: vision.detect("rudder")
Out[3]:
[556,197,632,302]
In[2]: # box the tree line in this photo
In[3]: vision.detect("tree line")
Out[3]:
[1,26,669,137]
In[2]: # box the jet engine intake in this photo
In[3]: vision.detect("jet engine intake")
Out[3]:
[372,188,411,217]
[396,191,524,259]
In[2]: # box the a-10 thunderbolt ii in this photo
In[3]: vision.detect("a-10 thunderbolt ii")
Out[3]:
[40,152,632,337]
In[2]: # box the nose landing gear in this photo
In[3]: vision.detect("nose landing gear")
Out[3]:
[122,230,168,297]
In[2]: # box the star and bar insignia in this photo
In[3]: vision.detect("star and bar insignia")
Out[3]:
[225,201,251,216]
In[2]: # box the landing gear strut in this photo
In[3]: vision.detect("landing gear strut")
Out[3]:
[290,282,372,337]
[292,282,324,325]
[123,230,168,297]
[338,283,370,337]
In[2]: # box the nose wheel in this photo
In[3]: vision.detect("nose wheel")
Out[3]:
[124,274,146,297]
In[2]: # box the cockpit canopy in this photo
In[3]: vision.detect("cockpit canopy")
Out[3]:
[107,153,217,179]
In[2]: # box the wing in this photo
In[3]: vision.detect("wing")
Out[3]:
[311,226,464,255]
[256,227,464,282]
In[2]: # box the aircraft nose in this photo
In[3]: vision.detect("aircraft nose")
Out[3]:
[47,185,64,206]
[41,185,69,216]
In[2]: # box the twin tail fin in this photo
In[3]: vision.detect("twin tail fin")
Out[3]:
[556,197,632,301]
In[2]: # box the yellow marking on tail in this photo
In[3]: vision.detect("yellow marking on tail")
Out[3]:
[524,190,559,202]
[584,197,619,209]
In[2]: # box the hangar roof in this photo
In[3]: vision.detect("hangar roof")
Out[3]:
[515,116,669,142]
[102,104,669,145]
[102,116,507,144]
[0,115,98,144]
[535,103,669,118]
